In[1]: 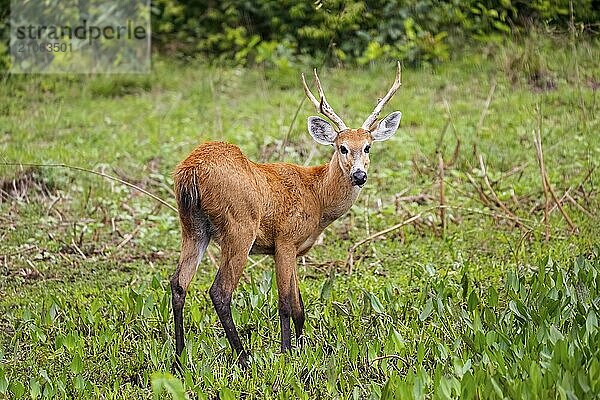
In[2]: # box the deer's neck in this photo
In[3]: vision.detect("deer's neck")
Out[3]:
[316,152,361,226]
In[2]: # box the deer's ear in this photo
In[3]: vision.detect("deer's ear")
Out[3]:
[371,111,402,142]
[308,116,337,145]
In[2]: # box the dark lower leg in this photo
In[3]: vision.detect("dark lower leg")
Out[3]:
[171,277,186,355]
[279,298,292,352]
[171,275,187,372]
[209,280,247,363]
[292,291,305,348]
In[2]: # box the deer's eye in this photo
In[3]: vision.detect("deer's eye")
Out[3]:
[339,145,349,155]
[364,145,370,153]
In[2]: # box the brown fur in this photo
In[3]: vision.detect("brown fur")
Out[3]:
[170,130,375,364]
[174,132,373,257]
[169,64,402,368]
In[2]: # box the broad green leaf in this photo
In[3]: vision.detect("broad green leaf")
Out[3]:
[29,378,41,400]
[10,381,25,399]
[419,299,434,321]
[219,387,236,400]
[151,372,186,400]
[0,368,7,394]
[70,354,83,374]
[320,277,333,301]
[370,293,385,314]
[586,310,597,334]
[509,300,526,321]
[490,376,503,398]
[467,291,479,312]
[549,325,564,344]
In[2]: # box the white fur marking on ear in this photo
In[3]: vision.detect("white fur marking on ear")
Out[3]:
[371,111,402,142]
[308,116,337,145]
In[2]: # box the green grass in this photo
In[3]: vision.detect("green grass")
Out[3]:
[1,34,599,399]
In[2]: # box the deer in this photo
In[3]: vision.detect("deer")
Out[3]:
[171,62,403,368]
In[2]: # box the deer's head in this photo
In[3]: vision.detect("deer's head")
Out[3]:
[302,62,402,187]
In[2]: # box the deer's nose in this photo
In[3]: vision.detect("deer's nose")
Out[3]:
[352,170,367,186]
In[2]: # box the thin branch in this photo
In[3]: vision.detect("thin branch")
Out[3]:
[533,106,551,241]
[371,354,405,363]
[70,238,87,260]
[533,122,577,233]
[566,192,595,218]
[544,174,577,233]
[547,188,570,216]
[0,244,38,258]
[438,153,446,234]
[478,154,524,229]
[347,214,422,273]
[0,162,177,213]
[114,224,143,250]
[476,80,497,135]
[465,172,493,207]
[347,203,541,273]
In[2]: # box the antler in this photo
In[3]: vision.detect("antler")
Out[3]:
[302,69,348,132]
[361,61,402,131]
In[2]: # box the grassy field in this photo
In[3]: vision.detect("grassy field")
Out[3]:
[1,34,599,399]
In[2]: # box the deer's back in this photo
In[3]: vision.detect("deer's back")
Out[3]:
[174,142,324,252]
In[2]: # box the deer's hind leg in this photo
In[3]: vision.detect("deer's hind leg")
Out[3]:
[209,223,257,366]
[171,217,211,367]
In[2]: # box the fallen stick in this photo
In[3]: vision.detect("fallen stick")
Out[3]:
[346,213,422,273]
[0,162,177,213]
[439,153,446,234]
[465,172,493,207]
[478,154,524,229]
[476,80,497,135]
[533,130,577,233]
[533,128,551,241]
[346,203,541,273]
[566,192,595,218]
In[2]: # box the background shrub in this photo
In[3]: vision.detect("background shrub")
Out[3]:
[0,0,598,69]
[150,0,600,65]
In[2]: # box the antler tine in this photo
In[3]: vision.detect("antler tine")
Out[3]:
[312,68,348,131]
[361,61,402,131]
[301,72,321,111]
[301,69,348,132]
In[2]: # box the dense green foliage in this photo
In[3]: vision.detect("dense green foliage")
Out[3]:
[1,35,599,398]
[1,1,599,69]
[151,0,600,65]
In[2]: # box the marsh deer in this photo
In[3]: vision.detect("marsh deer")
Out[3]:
[171,62,403,367]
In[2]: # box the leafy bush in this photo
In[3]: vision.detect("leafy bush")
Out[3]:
[0,0,597,70]
[0,0,9,71]
[150,0,600,66]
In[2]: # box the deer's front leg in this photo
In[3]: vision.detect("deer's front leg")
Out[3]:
[291,270,305,348]
[274,242,299,352]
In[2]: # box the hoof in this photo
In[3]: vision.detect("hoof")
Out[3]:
[237,350,250,368]
[171,358,183,375]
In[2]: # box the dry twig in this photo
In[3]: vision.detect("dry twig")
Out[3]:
[0,162,177,212]
[438,153,446,234]
[346,213,422,273]
[566,192,594,218]
[478,154,524,228]
[465,172,493,208]
[533,127,577,234]
[346,203,541,274]
[476,80,497,135]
